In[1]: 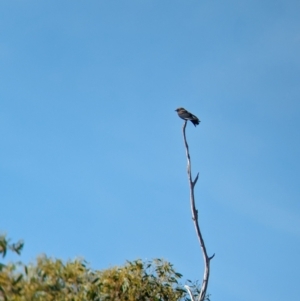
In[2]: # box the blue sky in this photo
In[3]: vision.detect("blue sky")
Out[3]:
[1,1,300,300]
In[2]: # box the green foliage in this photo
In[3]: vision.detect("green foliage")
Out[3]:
[0,235,204,301]
[0,257,195,301]
[0,234,24,259]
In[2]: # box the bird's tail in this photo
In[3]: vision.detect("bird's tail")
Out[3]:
[191,119,200,126]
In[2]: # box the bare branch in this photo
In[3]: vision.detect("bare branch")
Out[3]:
[181,121,214,301]
[209,254,215,261]
[184,285,196,301]
[193,172,199,187]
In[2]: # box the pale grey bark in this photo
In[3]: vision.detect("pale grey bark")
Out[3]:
[182,121,214,301]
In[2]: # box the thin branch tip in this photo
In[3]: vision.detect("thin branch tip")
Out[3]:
[209,254,215,261]
[184,285,196,301]
[193,172,199,186]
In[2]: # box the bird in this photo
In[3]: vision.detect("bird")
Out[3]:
[175,107,200,126]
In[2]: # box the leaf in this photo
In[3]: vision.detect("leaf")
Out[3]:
[0,263,6,271]
[92,277,99,284]
[11,240,24,255]
[12,274,23,285]
[0,240,7,258]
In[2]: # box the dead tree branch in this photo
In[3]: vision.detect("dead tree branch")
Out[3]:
[182,121,215,301]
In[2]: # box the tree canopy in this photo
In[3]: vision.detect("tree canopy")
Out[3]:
[0,235,202,301]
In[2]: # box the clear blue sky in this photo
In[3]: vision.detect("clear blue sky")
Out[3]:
[1,1,299,300]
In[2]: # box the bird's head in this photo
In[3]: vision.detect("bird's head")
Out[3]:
[175,107,185,112]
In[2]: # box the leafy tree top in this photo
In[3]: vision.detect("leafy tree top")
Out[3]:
[0,235,201,301]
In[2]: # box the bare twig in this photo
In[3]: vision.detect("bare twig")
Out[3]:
[184,285,196,301]
[182,121,214,301]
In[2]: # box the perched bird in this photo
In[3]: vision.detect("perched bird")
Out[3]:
[175,107,200,126]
